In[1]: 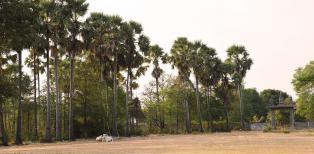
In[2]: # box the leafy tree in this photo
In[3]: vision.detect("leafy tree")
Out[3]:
[0,0,39,144]
[260,89,291,125]
[292,61,314,120]
[0,52,17,145]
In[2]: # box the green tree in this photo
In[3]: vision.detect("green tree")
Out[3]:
[0,0,39,144]
[292,61,314,120]
[0,52,17,145]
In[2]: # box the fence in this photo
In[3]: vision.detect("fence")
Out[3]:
[294,122,314,129]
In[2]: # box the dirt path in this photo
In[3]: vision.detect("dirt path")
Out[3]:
[1,131,314,154]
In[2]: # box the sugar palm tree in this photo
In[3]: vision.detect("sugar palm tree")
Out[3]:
[65,0,88,140]
[82,12,114,134]
[39,0,58,142]
[121,21,150,136]
[83,13,124,136]
[190,41,208,132]
[215,61,235,131]
[198,46,220,132]
[170,37,193,133]
[50,1,69,141]
[226,45,253,129]
[149,45,167,131]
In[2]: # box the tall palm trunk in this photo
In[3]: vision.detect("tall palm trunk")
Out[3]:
[69,50,74,140]
[15,50,23,145]
[36,61,40,139]
[45,44,52,142]
[0,101,8,146]
[238,84,244,129]
[113,47,118,136]
[184,89,191,133]
[33,52,38,140]
[156,76,162,131]
[130,75,135,130]
[207,86,213,132]
[223,97,230,131]
[125,68,130,136]
[195,76,204,132]
[176,101,179,134]
[83,94,87,139]
[55,55,61,141]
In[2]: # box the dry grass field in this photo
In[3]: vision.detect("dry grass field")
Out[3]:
[1,131,314,154]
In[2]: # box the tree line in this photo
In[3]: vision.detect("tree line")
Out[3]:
[1,0,306,146]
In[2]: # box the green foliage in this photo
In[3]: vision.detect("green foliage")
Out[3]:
[292,61,314,120]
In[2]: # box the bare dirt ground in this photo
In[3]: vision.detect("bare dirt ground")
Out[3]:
[1,131,314,154]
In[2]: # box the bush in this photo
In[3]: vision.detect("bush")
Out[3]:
[263,126,272,133]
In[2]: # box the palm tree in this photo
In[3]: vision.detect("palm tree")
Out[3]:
[122,21,150,136]
[65,0,89,140]
[149,45,166,131]
[50,1,69,141]
[82,13,123,136]
[39,0,57,142]
[190,41,208,132]
[170,37,193,133]
[108,16,125,137]
[215,61,234,131]
[84,14,124,136]
[198,46,220,132]
[226,45,253,129]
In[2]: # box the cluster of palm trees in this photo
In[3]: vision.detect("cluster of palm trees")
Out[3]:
[0,0,252,145]
[169,38,253,132]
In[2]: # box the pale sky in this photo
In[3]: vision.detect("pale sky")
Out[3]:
[84,0,314,99]
[22,0,314,99]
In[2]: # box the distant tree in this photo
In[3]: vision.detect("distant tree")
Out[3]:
[241,88,265,122]
[260,89,291,124]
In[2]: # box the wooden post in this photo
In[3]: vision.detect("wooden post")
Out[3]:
[290,109,294,129]
[271,110,275,129]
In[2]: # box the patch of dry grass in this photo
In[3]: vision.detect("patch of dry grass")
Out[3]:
[1,131,314,154]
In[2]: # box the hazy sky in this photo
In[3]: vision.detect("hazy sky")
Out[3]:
[83,0,314,98]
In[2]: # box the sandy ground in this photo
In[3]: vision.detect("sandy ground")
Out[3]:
[1,131,314,154]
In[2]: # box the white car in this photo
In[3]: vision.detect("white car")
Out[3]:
[96,134,113,142]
